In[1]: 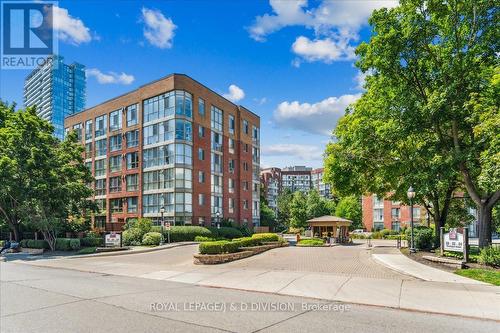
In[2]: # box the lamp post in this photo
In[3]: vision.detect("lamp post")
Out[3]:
[216,211,221,229]
[407,186,416,253]
[160,206,165,246]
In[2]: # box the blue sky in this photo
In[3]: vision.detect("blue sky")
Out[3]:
[1,0,398,168]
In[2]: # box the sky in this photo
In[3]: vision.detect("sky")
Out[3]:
[0,0,398,168]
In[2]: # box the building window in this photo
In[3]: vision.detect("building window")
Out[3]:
[244,143,249,153]
[229,198,234,213]
[85,161,92,172]
[243,120,249,134]
[142,193,174,214]
[198,98,205,116]
[85,120,92,140]
[109,176,122,192]
[229,160,235,173]
[175,144,192,165]
[252,147,259,164]
[199,194,205,205]
[127,197,138,213]
[243,181,249,191]
[85,142,92,158]
[143,90,192,123]
[211,132,223,152]
[95,179,106,196]
[391,221,400,231]
[199,171,205,183]
[211,106,223,132]
[391,208,400,219]
[109,134,122,152]
[126,152,139,169]
[243,200,248,210]
[95,199,106,214]
[126,129,139,148]
[110,198,123,213]
[175,193,192,213]
[229,115,235,134]
[243,162,249,171]
[198,125,205,138]
[143,169,174,191]
[211,195,223,215]
[198,148,205,161]
[95,159,106,177]
[252,125,259,142]
[228,178,235,193]
[72,123,82,141]
[228,138,235,154]
[95,115,107,137]
[198,217,205,225]
[126,104,138,127]
[95,139,107,157]
[211,153,222,173]
[143,144,174,169]
[373,222,384,231]
[175,168,192,189]
[109,155,122,173]
[109,109,122,131]
[175,119,192,141]
[94,216,106,228]
[412,207,421,220]
[211,174,223,194]
[126,174,138,191]
[143,120,174,146]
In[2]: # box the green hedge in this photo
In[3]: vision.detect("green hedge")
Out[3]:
[81,237,102,247]
[251,233,279,243]
[169,226,213,242]
[142,232,162,246]
[69,239,81,250]
[123,228,144,246]
[55,238,75,251]
[194,236,218,242]
[232,237,260,247]
[297,238,324,247]
[208,227,243,240]
[405,226,433,250]
[478,247,500,267]
[199,241,230,255]
[26,239,49,249]
[20,239,29,248]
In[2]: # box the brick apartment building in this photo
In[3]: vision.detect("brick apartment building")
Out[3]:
[64,74,260,231]
[362,195,427,231]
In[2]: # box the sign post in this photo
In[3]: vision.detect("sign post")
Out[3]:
[443,227,469,264]
[463,227,469,264]
[165,222,171,243]
[440,227,445,256]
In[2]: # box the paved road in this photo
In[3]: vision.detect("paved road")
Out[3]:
[1,262,497,333]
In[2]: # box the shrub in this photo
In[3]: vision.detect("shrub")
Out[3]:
[478,247,500,267]
[371,231,383,239]
[288,227,304,234]
[194,236,217,242]
[405,226,433,250]
[385,234,406,240]
[297,238,324,247]
[208,227,243,240]
[20,239,29,248]
[350,234,366,239]
[142,232,162,246]
[81,237,102,247]
[27,239,49,249]
[55,238,72,251]
[251,233,279,243]
[170,226,213,242]
[77,247,96,255]
[223,241,241,253]
[69,239,81,250]
[123,228,144,246]
[199,241,229,254]
[233,237,259,247]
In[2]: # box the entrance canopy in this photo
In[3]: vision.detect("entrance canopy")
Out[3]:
[307,216,352,242]
[307,215,352,227]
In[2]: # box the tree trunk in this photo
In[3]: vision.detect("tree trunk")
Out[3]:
[10,223,20,242]
[478,204,492,248]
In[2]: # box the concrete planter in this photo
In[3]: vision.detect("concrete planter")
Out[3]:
[194,242,287,265]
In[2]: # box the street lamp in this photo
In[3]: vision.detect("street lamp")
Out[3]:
[160,206,165,246]
[216,211,221,229]
[407,186,416,253]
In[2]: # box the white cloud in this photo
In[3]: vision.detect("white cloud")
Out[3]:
[254,97,267,105]
[354,70,368,90]
[141,8,177,49]
[86,68,135,85]
[53,6,92,45]
[262,144,324,161]
[223,84,245,102]
[292,36,355,64]
[274,94,361,135]
[249,0,398,63]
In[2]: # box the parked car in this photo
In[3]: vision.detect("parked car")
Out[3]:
[351,229,365,234]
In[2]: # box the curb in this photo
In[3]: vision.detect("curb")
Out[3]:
[68,242,198,259]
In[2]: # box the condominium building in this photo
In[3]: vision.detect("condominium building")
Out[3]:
[362,194,427,231]
[311,168,332,199]
[260,167,281,215]
[24,55,86,139]
[64,74,260,231]
[281,166,312,193]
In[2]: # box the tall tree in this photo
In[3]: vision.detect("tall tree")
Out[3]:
[0,102,94,245]
[276,188,293,227]
[306,189,330,219]
[326,0,499,247]
[335,196,363,231]
[289,191,308,228]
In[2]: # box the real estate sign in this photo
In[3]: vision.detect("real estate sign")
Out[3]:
[443,228,464,252]
[105,232,121,247]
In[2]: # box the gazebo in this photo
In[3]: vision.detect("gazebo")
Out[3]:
[307,216,352,243]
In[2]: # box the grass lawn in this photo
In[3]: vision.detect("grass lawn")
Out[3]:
[76,247,96,255]
[455,268,500,286]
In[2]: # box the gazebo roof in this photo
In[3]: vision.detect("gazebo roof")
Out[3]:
[307,215,352,224]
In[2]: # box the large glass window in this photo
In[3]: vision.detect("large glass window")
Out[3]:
[252,125,259,142]
[126,104,138,127]
[143,193,174,214]
[109,176,121,192]
[95,115,107,137]
[72,123,82,141]
[211,153,222,173]
[95,179,106,196]
[126,129,139,148]
[143,90,192,123]
[95,139,107,157]
[126,152,139,169]
[85,120,92,140]
[126,174,138,191]
[109,155,122,173]
[109,134,122,152]
[211,195,223,214]
[211,132,223,152]
[109,109,122,131]
[143,144,175,169]
[198,98,205,116]
[127,197,138,213]
[95,159,106,177]
[143,120,174,146]
[175,168,192,189]
[143,169,174,191]
[175,119,192,141]
[110,198,123,213]
[211,106,223,132]
[175,144,192,165]
[211,174,223,194]
[175,193,192,213]
[229,115,235,134]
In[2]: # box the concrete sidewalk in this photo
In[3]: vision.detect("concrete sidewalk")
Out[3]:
[372,253,487,285]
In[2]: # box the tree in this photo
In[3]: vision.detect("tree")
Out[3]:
[335,196,363,231]
[276,188,293,227]
[326,0,499,247]
[0,102,94,246]
[306,189,330,219]
[289,191,308,228]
